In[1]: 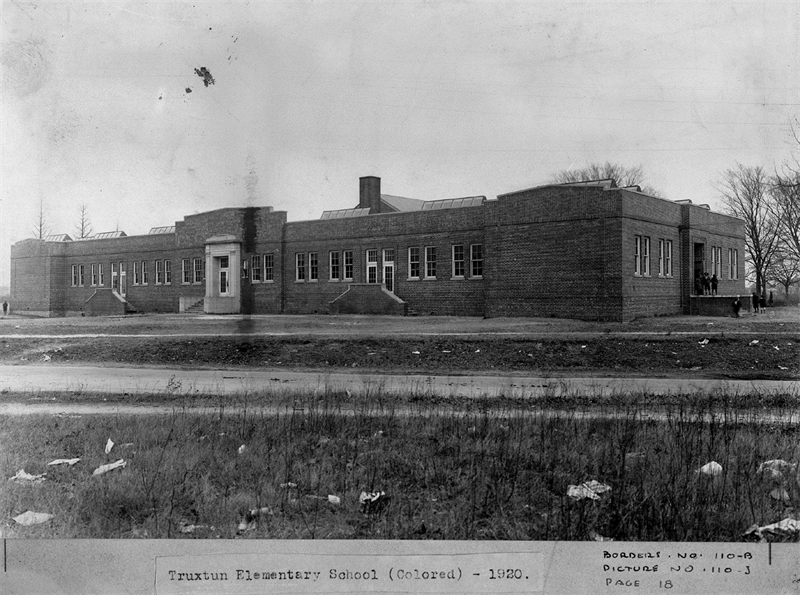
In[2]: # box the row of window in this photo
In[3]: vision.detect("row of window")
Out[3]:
[633,237,740,280]
[710,246,739,280]
[70,258,205,288]
[294,245,484,283]
[634,237,673,277]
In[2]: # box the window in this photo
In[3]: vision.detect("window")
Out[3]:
[330,251,340,281]
[729,248,739,280]
[133,261,140,285]
[665,240,673,277]
[251,255,262,282]
[91,264,98,286]
[98,263,104,286]
[712,247,721,277]
[296,253,306,281]
[471,244,483,278]
[658,240,665,277]
[635,235,650,276]
[182,259,191,284]
[452,245,465,278]
[425,246,437,279]
[309,252,318,281]
[343,250,354,281]
[193,258,203,284]
[71,265,78,287]
[78,265,85,287]
[141,261,148,285]
[164,260,172,284]
[366,249,378,284]
[111,262,119,290]
[408,247,420,280]
[155,260,164,285]
[264,254,274,282]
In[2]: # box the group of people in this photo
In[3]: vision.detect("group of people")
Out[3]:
[694,272,719,295]
[731,292,771,317]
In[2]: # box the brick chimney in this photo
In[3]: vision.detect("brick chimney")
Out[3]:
[359,176,381,214]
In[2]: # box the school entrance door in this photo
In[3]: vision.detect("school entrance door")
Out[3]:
[204,235,241,314]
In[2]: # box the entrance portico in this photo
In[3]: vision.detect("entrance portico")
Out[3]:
[204,235,241,314]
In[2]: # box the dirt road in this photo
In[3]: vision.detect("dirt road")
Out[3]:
[1,364,796,398]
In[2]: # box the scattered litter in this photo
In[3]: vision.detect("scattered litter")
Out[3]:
[774,346,780,351]
[590,530,614,542]
[8,470,46,484]
[770,488,790,502]
[120,443,134,448]
[237,444,246,454]
[105,439,114,454]
[698,339,709,345]
[237,507,273,533]
[179,523,209,534]
[13,511,53,526]
[41,354,51,362]
[280,482,298,489]
[328,495,341,505]
[743,518,800,542]
[412,351,420,355]
[757,459,796,479]
[690,366,702,371]
[92,459,126,476]
[567,480,611,501]
[696,461,723,476]
[581,345,587,349]
[359,490,389,514]
[47,458,80,467]
[475,349,480,353]
[706,322,714,326]
[778,366,788,370]
[749,340,759,346]
[442,350,451,353]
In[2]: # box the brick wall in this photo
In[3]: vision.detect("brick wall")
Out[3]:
[484,186,625,320]
[283,207,486,316]
[9,185,748,322]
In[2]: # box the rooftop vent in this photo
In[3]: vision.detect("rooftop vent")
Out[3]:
[320,207,371,220]
[420,196,486,210]
[149,226,175,234]
[93,231,127,239]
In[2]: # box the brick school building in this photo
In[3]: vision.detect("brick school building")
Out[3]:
[9,177,746,321]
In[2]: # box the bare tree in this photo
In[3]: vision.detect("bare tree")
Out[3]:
[718,164,781,297]
[766,246,800,300]
[549,162,662,196]
[32,198,50,239]
[75,204,93,239]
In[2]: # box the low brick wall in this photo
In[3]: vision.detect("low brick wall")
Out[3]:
[329,284,407,315]
[85,289,127,316]
[689,295,750,317]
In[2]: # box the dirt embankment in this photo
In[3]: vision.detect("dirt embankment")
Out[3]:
[3,334,798,379]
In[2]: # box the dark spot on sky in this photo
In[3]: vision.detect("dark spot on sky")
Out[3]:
[194,67,215,87]
[185,87,192,93]
[158,95,162,100]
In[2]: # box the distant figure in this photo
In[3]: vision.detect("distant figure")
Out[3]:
[769,291,774,306]
[702,273,711,295]
[759,295,766,314]
[1,301,7,317]
[694,275,703,295]
[732,296,742,317]
[752,293,759,314]
[711,274,718,295]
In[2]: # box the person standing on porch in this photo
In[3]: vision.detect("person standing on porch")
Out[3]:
[711,274,718,295]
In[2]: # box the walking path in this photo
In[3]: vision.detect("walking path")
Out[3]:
[1,365,796,398]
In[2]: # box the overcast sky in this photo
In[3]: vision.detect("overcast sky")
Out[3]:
[2,0,798,288]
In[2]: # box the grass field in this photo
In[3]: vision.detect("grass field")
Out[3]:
[2,389,799,541]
